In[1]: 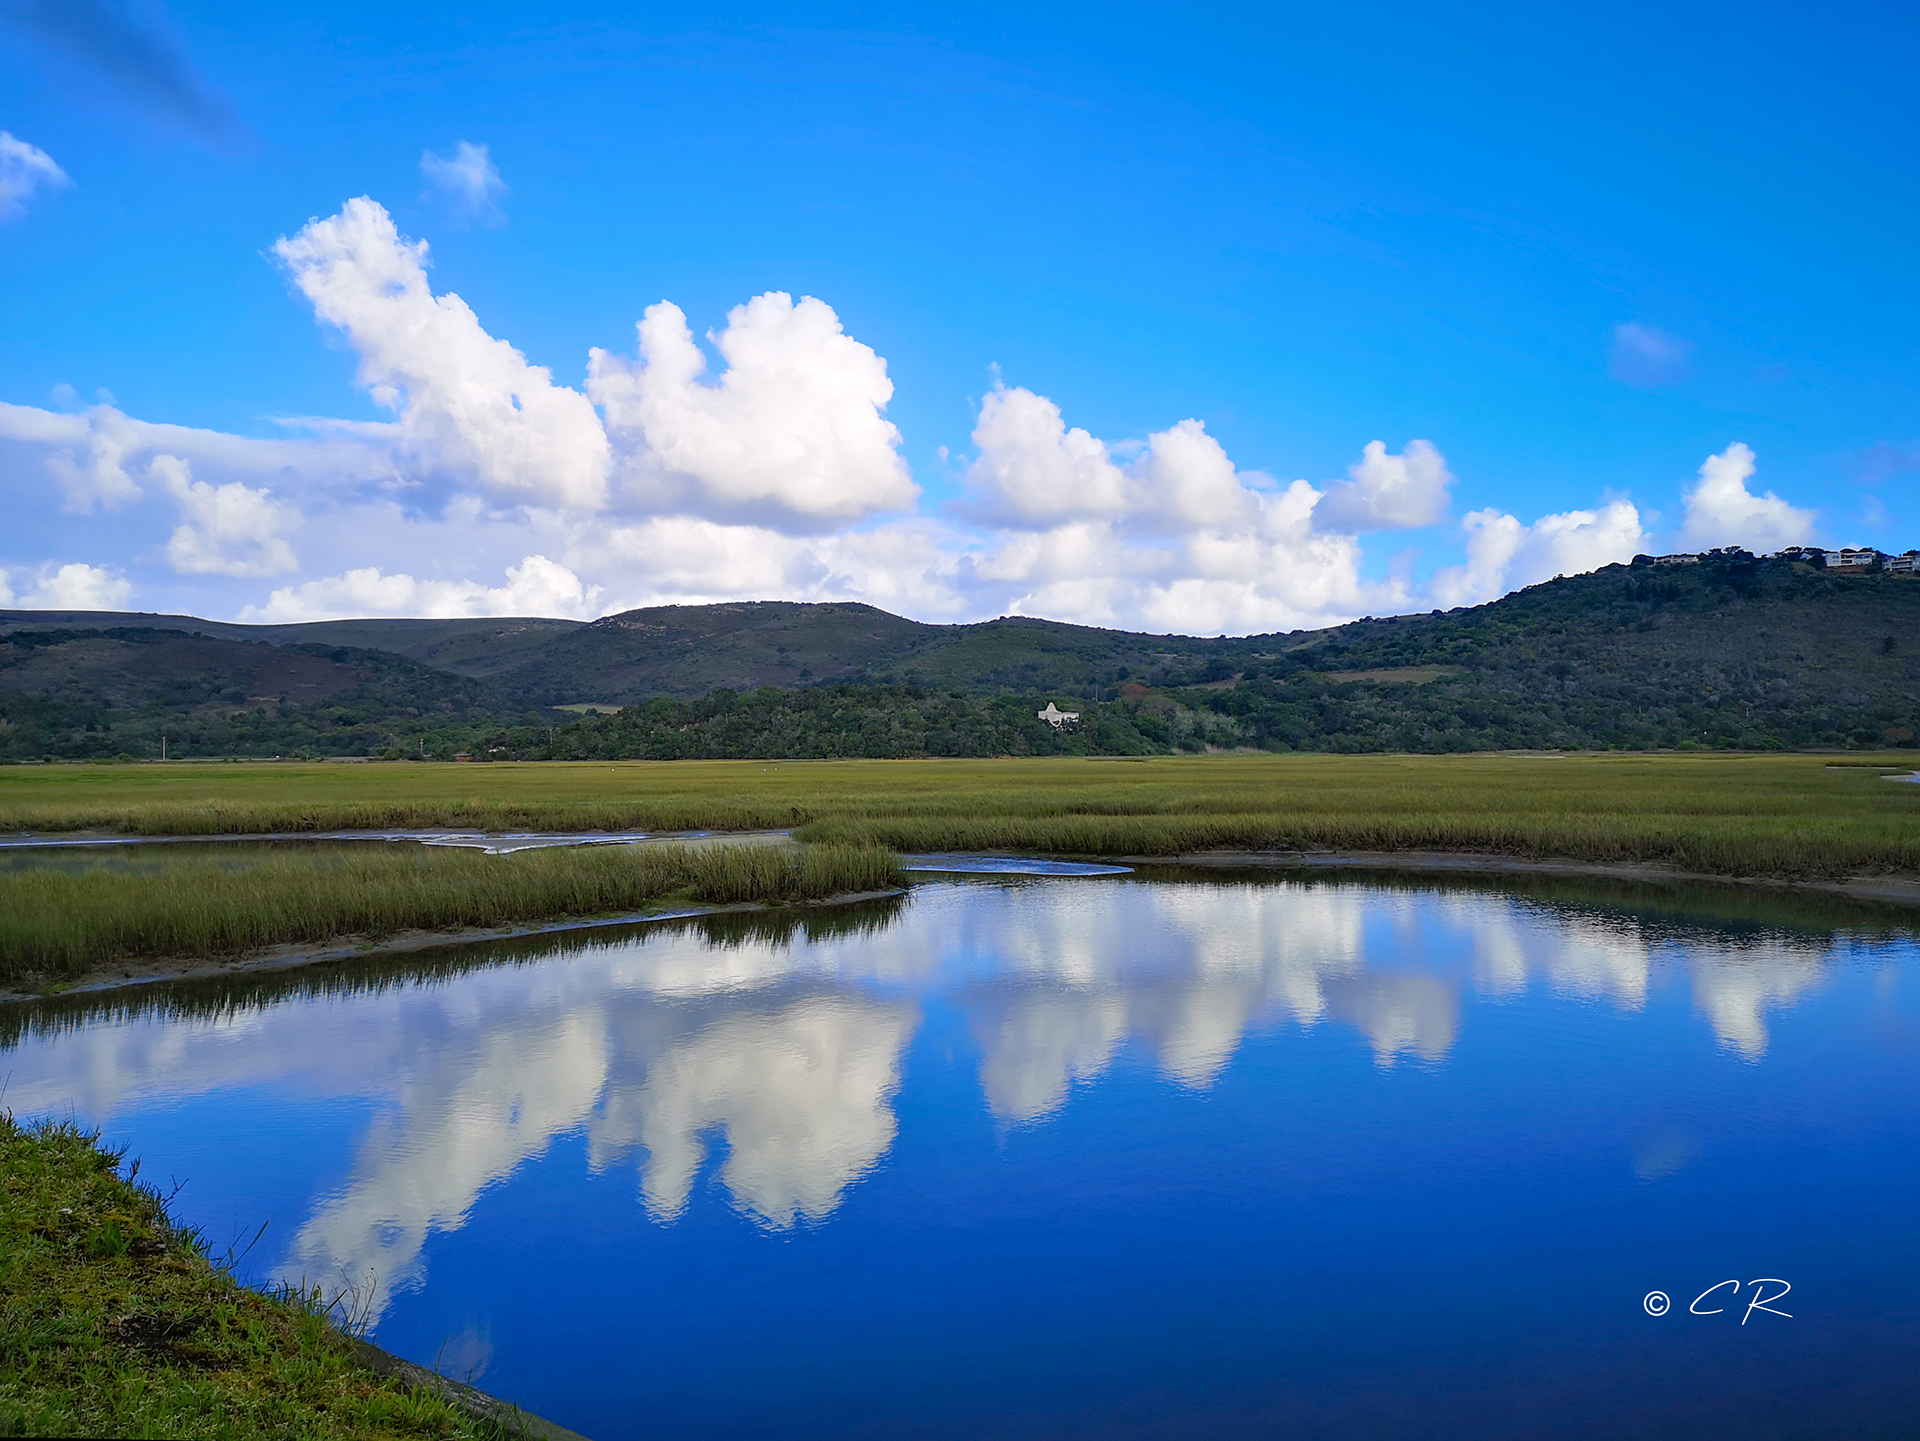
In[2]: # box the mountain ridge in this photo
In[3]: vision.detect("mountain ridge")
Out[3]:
[4,552,1918,759]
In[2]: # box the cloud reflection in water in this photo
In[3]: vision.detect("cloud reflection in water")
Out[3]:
[0,875,1868,1324]
[590,996,918,1228]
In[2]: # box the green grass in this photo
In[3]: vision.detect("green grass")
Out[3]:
[0,900,911,1053]
[0,1113,503,1440]
[0,842,904,985]
[2,753,1916,881]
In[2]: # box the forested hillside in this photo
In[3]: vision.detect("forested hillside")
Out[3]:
[1185,555,1920,752]
[540,687,1159,760]
[3,552,1916,760]
[0,628,504,761]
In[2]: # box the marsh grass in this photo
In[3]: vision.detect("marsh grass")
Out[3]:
[0,753,1916,885]
[0,1113,500,1440]
[0,896,911,1052]
[0,842,904,983]
[804,807,1920,878]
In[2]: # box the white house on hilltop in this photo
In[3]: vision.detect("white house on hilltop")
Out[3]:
[1823,548,1880,570]
[1820,544,1881,567]
[1637,545,1915,572]
[1037,703,1081,729]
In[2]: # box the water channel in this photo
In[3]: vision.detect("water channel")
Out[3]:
[4,867,1917,1439]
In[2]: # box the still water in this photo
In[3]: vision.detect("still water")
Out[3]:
[5,872,1919,1439]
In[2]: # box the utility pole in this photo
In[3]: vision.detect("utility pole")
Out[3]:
[161,735,167,762]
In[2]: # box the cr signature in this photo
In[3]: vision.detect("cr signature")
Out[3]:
[1642,1279,1791,1323]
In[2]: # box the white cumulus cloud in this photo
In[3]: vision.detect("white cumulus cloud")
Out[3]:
[1677,442,1815,552]
[1129,418,1268,532]
[959,385,1131,527]
[588,293,917,529]
[1430,498,1645,607]
[0,132,70,221]
[151,455,299,577]
[1314,438,1452,532]
[11,561,133,610]
[553,511,977,623]
[420,140,506,220]
[951,385,1401,632]
[243,554,598,622]
[275,198,612,509]
[3,192,1774,636]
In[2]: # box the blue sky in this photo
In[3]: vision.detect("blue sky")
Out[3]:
[1,0,1915,630]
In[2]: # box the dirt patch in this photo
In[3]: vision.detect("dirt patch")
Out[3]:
[106,1311,218,1368]
[1317,665,1466,684]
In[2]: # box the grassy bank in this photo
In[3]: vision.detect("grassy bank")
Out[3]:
[0,899,911,1052]
[2,754,1917,881]
[803,806,1920,879]
[0,1113,500,1439]
[0,843,904,985]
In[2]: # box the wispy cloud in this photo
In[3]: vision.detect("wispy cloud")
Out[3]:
[2,0,236,138]
[1608,322,1693,388]
[0,131,69,220]
[420,140,507,222]
[1852,441,1920,485]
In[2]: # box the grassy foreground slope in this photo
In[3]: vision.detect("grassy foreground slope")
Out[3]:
[2,753,1916,881]
[0,1115,497,1440]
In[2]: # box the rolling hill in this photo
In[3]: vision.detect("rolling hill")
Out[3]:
[0,611,583,676]
[487,602,1241,705]
[3,550,1917,760]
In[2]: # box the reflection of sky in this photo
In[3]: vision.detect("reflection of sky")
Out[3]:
[0,878,1888,1328]
[590,995,918,1228]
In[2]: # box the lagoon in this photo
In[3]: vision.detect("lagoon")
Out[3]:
[4,872,1918,1439]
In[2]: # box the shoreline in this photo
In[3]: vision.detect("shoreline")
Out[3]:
[6,846,1917,1008]
[0,826,794,851]
[1121,848,1920,906]
[345,1336,590,1441]
[0,888,906,1006]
